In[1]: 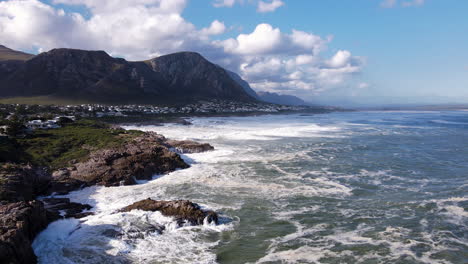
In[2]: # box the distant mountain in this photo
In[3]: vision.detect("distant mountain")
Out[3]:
[226,70,260,100]
[0,45,34,61]
[226,71,309,106]
[257,91,307,106]
[0,45,256,104]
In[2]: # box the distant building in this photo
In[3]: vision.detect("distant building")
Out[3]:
[26,120,60,130]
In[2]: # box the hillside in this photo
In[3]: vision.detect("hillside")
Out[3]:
[257,91,307,106]
[0,45,34,61]
[0,46,256,104]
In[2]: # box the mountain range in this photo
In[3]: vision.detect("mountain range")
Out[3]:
[0,45,308,106]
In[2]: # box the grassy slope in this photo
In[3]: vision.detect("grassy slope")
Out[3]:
[5,120,144,169]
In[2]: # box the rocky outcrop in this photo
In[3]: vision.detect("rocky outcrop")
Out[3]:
[166,140,214,154]
[0,200,58,264]
[51,133,189,188]
[0,164,50,202]
[42,198,93,219]
[119,198,218,226]
[147,52,254,102]
[0,131,216,263]
[0,133,214,197]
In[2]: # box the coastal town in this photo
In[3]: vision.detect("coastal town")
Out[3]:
[0,100,330,135]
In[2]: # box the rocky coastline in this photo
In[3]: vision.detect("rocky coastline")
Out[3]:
[0,131,217,264]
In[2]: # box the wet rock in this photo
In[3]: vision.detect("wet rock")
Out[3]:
[42,198,93,219]
[0,164,51,202]
[0,200,58,264]
[48,169,87,195]
[180,119,192,126]
[166,140,214,154]
[53,133,189,188]
[119,198,218,226]
[102,228,123,238]
[124,223,166,239]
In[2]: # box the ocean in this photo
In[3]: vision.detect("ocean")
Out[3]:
[32,111,468,263]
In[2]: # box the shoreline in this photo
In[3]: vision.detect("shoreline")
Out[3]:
[0,128,219,264]
[103,108,341,126]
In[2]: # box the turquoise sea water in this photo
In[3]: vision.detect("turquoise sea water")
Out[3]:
[34,111,468,263]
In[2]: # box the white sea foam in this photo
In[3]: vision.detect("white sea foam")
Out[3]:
[259,223,457,264]
[33,113,468,263]
[431,119,468,125]
[123,116,342,142]
[34,210,228,264]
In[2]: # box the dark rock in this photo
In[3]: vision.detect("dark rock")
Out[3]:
[119,198,218,226]
[48,169,87,195]
[0,200,58,264]
[167,140,214,154]
[51,133,189,188]
[0,164,51,202]
[124,223,166,239]
[102,228,122,238]
[180,119,192,126]
[42,198,93,219]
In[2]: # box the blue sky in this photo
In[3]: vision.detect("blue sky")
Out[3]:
[0,0,467,105]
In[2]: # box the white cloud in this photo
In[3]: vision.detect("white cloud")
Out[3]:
[0,0,365,98]
[380,0,425,8]
[380,0,397,8]
[0,0,210,59]
[358,82,370,89]
[201,20,226,36]
[257,0,284,13]
[295,55,316,65]
[215,24,328,56]
[216,24,283,55]
[212,0,237,8]
[212,0,284,13]
[327,50,352,68]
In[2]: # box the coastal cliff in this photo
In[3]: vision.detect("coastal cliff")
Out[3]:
[0,127,217,264]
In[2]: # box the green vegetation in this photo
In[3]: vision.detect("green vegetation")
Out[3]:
[2,120,144,169]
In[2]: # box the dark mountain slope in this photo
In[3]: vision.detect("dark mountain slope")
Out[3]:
[0,46,35,81]
[226,70,260,100]
[146,52,254,102]
[0,46,257,104]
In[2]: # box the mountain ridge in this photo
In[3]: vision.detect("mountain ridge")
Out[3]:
[0,45,34,61]
[0,46,256,104]
[257,91,307,106]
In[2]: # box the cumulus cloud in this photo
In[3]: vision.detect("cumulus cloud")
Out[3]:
[257,0,284,13]
[0,0,365,98]
[200,20,226,36]
[212,0,284,13]
[210,24,363,94]
[214,24,328,56]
